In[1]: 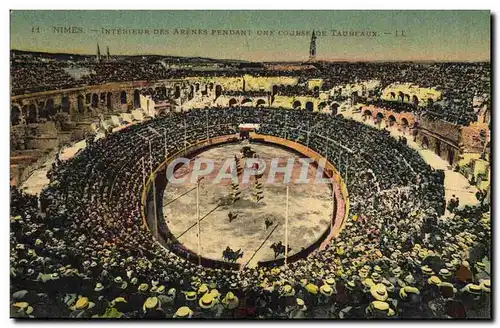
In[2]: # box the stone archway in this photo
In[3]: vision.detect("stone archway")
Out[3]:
[305,101,314,112]
[256,99,266,107]
[272,85,278,95]
[331,103,339,116]
[11,105,21,126]
[134,90,141,107]
[447,145,455,165]
[376,112,384,127]
[174,86,181,99]
[228,98,238,107]
[401,117,409,127]
[292,100,301,109]
[189,85,194,100]
[77,95,85,113]
[398,91,405,102]
[422,136,429,149]
[241,98,253,107]
[100,93,106,106]
[388,115,396,126]
[107,92,113,110]
[92,94,99,107]
[436,139,442,156]
[351,91,359,105]
[38,101,48,120]
[46,98,56,117]
[215,85,222,100]
[61,96,70,113]
[25,104,37,124]
[412,95,419,107]
[363,109,372,117]
[120,91,127,104]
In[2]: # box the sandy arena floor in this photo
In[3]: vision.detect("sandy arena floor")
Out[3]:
[163,142,334,268]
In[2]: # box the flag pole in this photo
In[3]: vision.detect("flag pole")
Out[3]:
[345,152,349,185]
[306,120,310,147]
[196,177,203,266]
[164,128,167,161]
[285,183,289,268]
[141,156,146,189]
[148,138,153,173]
[184,119,187,155]
[206,109,209,141]
[152,172,158,241]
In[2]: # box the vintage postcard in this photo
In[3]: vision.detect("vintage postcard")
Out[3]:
[9,10,491,319]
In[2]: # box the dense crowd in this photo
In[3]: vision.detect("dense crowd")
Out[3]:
[10,61,79,95]
[10,107,490,319]
[11,52,489,126]
[364,99,422,114]
[222,90,270,97]
[273,85,317,97]
[318,62,490,126]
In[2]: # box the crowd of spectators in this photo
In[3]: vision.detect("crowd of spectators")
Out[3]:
[272,85,316,97]
[79,62,168,86]
[11,51,489,126]
[11,107,490,319]
[317,62,490,126]
[364,99,421,114]
[10,61,79,95]
[222,90,270,97]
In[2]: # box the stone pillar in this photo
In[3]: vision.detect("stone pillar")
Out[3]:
[31,101,39,123]
[127,89,134,110]
[68,94,78,119]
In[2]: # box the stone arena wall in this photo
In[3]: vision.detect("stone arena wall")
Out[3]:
[11,77,487,185]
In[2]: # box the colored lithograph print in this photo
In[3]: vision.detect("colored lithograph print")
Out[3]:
[10,10,491,319]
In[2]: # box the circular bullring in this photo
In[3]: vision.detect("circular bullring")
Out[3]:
[107,107,444,278]
[147,137,347,269]
[22,107,450,303]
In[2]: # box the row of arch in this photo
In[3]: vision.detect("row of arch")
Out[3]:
[11,80,215,126]
[421,135,455,165]
[363,109,410,127]
[14,79,334,126]
[11,90,141,126]
[228,98,267,107]
[292,100,336,112]
[388,92,424,107]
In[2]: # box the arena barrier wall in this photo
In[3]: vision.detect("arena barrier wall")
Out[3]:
[249,133,350,268]
[140,132,349,270]
[142,134,242,271]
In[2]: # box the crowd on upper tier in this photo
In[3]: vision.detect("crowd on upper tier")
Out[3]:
[11,54,489,125]
[11,107,490,319]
